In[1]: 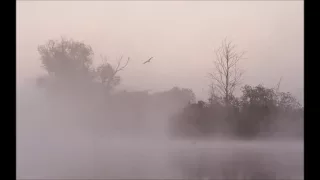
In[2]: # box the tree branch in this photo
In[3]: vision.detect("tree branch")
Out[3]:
[113,56,130,75]
[209,38,245,103]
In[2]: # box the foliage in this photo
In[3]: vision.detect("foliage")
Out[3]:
[171,84,303,139]
[38,37,94,79]
[37,37,130,93]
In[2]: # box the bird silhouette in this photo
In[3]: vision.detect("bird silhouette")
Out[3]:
[143,57,153,64]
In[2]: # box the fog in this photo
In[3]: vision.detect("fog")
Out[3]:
[17,83,303,179]
[17,1,303,180]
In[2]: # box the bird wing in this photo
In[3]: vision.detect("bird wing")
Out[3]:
[143,57,153,64]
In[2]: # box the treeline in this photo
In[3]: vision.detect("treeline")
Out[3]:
[35,37,197,136]
[35,37,303,139]
[169,38,303,139]
[170,85,303,139]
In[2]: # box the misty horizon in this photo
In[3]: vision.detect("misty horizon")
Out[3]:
[17,1,304,180]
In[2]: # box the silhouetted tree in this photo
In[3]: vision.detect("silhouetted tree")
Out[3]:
[38,37,94,80]
[170,83,303,139]
[209,38,245,105]
[95,55,130,91]
[238,85,278,137]
[276,91,301,111]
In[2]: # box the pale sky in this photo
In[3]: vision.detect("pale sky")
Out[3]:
[16,1,303,102]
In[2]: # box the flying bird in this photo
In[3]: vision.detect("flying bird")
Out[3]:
[143,57,153,64]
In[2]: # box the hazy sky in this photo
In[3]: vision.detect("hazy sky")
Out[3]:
[17,1,303,102]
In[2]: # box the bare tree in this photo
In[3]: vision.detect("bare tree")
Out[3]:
[208,38,245,105]
[96,55,130,90]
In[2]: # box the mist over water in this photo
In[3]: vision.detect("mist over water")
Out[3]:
[17,84,303,180]
[17,2,303,178]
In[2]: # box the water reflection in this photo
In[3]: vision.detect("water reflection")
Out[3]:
[172,141,303,180]
[17,137,303,179]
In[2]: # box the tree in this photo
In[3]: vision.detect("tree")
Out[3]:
[276,91,301,111]
[240,85,277,107]
[38,37,94,80]
[238,84,278,137]
[95,55,130,91]
[238,84,303,138]
[37,37,131,93]
[209,38,245,105]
